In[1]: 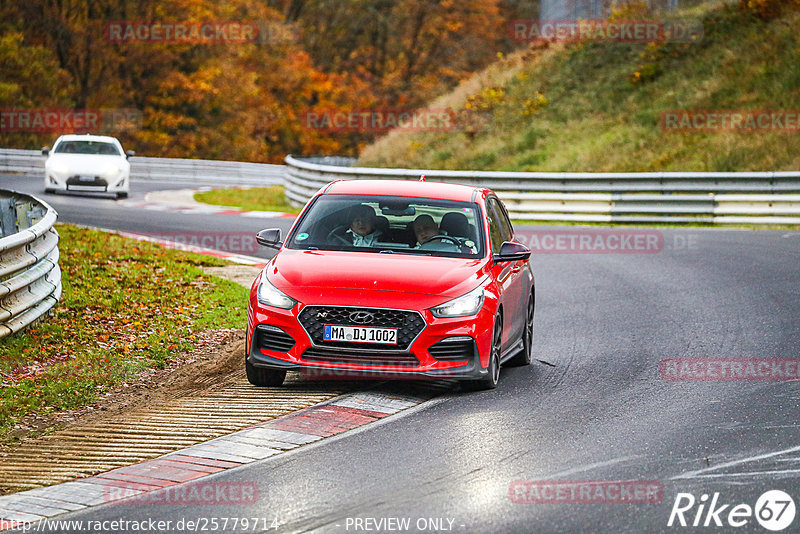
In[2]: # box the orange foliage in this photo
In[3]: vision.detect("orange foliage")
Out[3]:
[1,0,512,161]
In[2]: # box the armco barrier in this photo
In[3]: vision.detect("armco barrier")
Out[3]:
[4,147,799,224]
[0,148,284,186]
[0,191,61,339]
[284,155,800,225]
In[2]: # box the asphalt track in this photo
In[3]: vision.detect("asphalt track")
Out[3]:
[0,174,292,260]
[2,173,799,533]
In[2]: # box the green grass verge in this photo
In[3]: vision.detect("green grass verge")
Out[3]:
[194,186,301,213]
[0,224,249,441]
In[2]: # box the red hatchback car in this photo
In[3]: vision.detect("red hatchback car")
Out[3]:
[246,179,534,390]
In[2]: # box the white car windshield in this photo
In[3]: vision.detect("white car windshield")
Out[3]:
[54,140,121,155]
[287,195,484,258]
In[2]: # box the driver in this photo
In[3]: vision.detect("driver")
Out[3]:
[412,215,459,251]
[412,214,439,246]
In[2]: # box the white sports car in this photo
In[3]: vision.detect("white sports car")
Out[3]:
[43,134,133,199]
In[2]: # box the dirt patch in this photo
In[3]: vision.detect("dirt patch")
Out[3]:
[0,326,354,495]
[1,328,244,448]
[1,263,259,447]
[204,265,263,289]
[0,262,353,496]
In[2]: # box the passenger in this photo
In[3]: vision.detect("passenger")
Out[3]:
[343,204,382,247]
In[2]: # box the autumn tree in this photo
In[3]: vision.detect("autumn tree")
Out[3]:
[1,0,536,159]
[0,31,73,148]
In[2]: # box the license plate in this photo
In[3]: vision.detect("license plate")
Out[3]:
[323,325,398,344]
[79,175,95,182]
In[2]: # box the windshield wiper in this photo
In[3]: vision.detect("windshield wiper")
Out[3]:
[379,249,431,256]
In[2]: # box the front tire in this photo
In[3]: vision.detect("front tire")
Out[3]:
[44,188,55,195]
[246,359,286,387]
[463,313,501,391]
[116,192,128,199]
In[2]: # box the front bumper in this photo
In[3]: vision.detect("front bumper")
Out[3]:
[46,173,129,193]
[246,350,489,381]
[246,302,495,382]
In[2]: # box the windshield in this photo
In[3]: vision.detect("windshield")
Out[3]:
[287,195,485,258]
[54,140,121,155]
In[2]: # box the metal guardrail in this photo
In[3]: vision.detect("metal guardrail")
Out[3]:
[4,147,798,224]
[285,155,800,225]
[0,148,285,186]
[0,191,61,339]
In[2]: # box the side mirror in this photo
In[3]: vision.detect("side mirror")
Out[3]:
[41,147,50,156]
[493,241,531,263]
[126,150,135,159]
[256,228,283,249]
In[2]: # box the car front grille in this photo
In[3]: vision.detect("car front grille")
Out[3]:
[301,348,420,367]
[428,337,476,362]
[256,324,296,353]
[66,176,108,186]
[298,306,425,351]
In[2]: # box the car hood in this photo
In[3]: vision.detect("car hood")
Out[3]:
[46,153,127,174]
[267,249,489,303]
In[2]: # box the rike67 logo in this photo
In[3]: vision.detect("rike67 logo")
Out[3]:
[668,490,796,531]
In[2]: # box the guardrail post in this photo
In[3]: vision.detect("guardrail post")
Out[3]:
[15,201,31,233]
[27,206,44,228]
[0,198,16,238]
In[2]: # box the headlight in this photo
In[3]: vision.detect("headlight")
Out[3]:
[100,162,123,177]
[257,276,297,309]
[47,161,70,175]
[430,286,485,318]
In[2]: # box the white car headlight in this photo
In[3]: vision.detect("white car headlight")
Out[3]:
[430,285,485,318]
[47,161,70,175]
[100,162,123,177]
[257,276,297,309]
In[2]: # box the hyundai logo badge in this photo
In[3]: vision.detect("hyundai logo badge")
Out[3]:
[349,311,375,324]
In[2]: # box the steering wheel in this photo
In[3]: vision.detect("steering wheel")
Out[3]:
[326,225,353,245]
[424,234,460,246]
[419,234,466,252]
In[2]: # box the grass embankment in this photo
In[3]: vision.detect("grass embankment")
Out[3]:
[0,224,248,441]
[358,2,800,172]
[194,185,300,213]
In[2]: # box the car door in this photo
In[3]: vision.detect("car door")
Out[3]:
[498,198,532,344]
[487,197,525,352]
